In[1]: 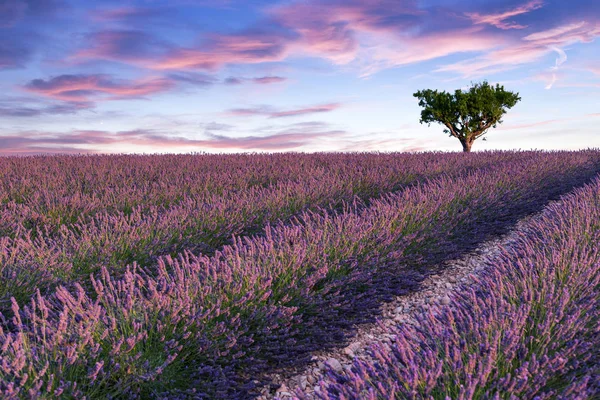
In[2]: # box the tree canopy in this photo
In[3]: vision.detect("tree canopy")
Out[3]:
[413,81,521,152]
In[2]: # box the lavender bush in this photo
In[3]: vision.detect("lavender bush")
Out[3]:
[306,175,600,399]
[1,151,525,307]
[0,151,598,398]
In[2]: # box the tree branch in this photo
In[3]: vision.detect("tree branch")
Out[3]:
[473,121,495,139]
[443,122,460,139]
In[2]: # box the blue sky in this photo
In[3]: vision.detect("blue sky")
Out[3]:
[1,0,599,154]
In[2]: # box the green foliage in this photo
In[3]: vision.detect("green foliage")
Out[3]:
[413,81,521,151]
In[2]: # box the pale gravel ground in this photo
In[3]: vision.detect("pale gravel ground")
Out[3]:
[256,210,543,400]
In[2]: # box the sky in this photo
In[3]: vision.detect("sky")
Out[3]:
[0,0,599,155]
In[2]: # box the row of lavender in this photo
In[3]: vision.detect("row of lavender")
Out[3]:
[0,151,599,398]
[305,173,600,399]
[0,152,540,309]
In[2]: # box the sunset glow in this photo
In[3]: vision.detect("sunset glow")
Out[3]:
[1,0,599,154]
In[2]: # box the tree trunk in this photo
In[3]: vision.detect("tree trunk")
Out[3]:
[460,139,473,152]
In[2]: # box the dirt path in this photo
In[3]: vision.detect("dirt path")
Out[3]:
[258,212,541,399]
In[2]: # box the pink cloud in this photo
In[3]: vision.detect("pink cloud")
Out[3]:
[340,137,428,152]
[227,103,341,118]
[268,0,504,75]
[270,103,340,118]
[499,113,600,131]
[71,1,453,74]
[358,28,504,76]
[224,76,287,85]
[522,21,600,44]
[91,6,165,22]
[69,1,599,80]
[23,74,175,102]
[268,0,423,65]
[586,66,600,76]
[437,21,600,77]
[0,127,346,154]
[466,0,544,30]
[149,31,293,70]
[252,76,287,84]
[73,30,172,63]
[203,130,345,149]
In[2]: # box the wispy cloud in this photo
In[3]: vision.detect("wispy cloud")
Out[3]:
[203,129,345,149]
[465,0,544,30]
[224,76,287,85]
[0,101,92,117]
[499,112,600,130]
[0,0,64,28]
[73,30,173,63]
[543,46,567,89]
[437,21,600,77]
[150,29,296,70]
[251,76,287,84]
[340,137,428,152]
[586,65,600,76]
[67,0,599,82]
[23,74,175,102]
[227,103,341,118]
[0,126,346,154]
[167,72,217,86]
[90,6,169,23]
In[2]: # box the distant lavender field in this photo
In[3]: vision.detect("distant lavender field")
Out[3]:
[0,151,599,399]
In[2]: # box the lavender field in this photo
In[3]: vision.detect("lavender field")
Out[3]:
[0,151,599,399]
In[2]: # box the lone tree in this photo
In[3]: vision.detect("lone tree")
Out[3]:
[413,81,521,152]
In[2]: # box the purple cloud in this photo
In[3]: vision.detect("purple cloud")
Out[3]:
[167,72,217,86]
[252,76,287,84]
[466,0,544,30]
[0,101,92,117]
[224,76,287,85]
[74,30,173,62]
[228,103,341,118]
[0,126,346,154]
[224,77,243,85]
[437,20,600,77]
[23,74,176,102]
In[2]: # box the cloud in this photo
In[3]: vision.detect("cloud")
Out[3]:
[357,28,504,77]
[167,72,217,86]
[0,0,64,28]
[224,77,243,85]
[0,127,346,154]
[268,0,510,76]
[0,0,66,69]
[68,0,599,80]
[224,76,287,85]
[150,28,297,70]
[201,121,235,133]
[73,30,173,63]
[268,0,422,66]
[0,101,92,117]
[71,0,496,76]
[0,35,36,69]
[341,137,428,152]
[586,66,600,76]
[522,21,592,43]
[465,0,544,30]
[227,103,341,118]
[251,76,287,84]
[23,74,175,102]
[499,113,600,131]
[0,1,28,28]
[203,130,345,150]
[542,46,567,89]
[91,6,169,23]
[437,21,600,77]
[28,0,600,86]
